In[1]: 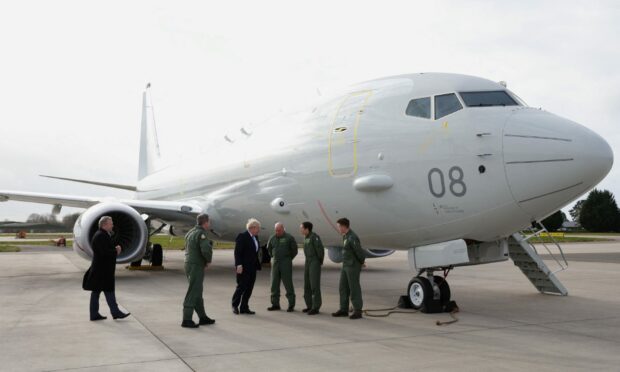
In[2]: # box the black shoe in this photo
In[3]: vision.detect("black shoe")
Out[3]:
[332,310,348,317]
[349,310,363,319]
[307,309,319,315]
[112,312,130,320]
[302,308,309,313]
[199,316,215,325]
[181,320,199,328]
[240,309,255,315]
[232,307,239,315]
[90,314,107,321]
[267,305,281,311]
[286,306,295,312]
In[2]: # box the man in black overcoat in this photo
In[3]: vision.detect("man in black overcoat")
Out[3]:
[231,218,262,314]
[82,216,130,321]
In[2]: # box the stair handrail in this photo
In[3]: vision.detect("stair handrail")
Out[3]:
[520,223,568,273]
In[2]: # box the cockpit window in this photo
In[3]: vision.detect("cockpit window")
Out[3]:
[459,91,518,107]
[435,93,462,119]
[406,97,431,119]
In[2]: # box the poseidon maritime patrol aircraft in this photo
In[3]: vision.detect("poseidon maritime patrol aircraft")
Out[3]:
[0,73,613,312]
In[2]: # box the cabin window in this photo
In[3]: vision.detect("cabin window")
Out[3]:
[434,93,463,119]
[459,91,518,107]
[406,97,431,119]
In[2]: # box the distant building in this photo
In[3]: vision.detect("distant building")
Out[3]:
[558,220,581,231]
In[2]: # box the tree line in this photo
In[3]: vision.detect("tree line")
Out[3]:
[26,212,81,230]
[543,189,619,232]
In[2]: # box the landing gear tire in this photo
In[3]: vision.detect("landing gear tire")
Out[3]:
[408,277,432,312]
[433,275,451,308]
[407,276,446,313]
[151,243,163,266]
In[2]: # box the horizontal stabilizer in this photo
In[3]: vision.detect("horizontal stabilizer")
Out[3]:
[40,175,137,191]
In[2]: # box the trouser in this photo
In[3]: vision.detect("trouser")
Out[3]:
[232,269,256,311]
[90,290,120,318]
[339,265,363,312]
[270,259,295,307]
[183,263,208,321]
[303,259,322,310]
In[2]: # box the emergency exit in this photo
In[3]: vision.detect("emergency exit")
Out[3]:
[328,90,372,177]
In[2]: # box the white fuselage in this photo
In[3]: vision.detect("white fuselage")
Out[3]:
[134,73,613,250]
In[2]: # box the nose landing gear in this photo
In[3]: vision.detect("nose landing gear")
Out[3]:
[407,270,451,313]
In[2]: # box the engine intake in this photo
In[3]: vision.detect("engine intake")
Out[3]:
[73,202,148,264]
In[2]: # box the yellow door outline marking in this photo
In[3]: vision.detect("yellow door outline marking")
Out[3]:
[328,90,373,178]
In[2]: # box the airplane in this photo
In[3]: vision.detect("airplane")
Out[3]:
[0,73,613,313]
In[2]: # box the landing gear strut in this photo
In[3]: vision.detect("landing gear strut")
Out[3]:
[407,270,451,313]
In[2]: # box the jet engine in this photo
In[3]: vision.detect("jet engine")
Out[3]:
[327,246,395,263]
[73,202,148,264]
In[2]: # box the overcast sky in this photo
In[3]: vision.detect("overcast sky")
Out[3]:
[1,0,619,221]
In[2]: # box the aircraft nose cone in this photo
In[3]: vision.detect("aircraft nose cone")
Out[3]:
[581,126,614,183]
[503,108,613,218]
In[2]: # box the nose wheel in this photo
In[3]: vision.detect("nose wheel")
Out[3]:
[407,273,451,313]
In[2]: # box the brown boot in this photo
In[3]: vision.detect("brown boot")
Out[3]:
[349,310,362,319]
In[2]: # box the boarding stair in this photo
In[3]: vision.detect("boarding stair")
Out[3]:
[508,223,568,295]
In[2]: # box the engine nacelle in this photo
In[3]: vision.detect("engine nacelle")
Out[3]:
[73,202,148,264]
[327,246,395,263]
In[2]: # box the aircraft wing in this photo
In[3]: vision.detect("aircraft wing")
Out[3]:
[39,175,137,191]
[0,190,202,221]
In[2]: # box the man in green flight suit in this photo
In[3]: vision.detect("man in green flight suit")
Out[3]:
[267,222,298,312]
[181,214,215,328]
[300,221,324,315]
[332,217,366,320]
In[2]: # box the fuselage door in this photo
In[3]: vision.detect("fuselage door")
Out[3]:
[328,90,373,177]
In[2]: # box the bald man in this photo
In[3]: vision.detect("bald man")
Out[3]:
[266,222,298,312]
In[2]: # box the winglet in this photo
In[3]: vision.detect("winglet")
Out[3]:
[138,83,162,180]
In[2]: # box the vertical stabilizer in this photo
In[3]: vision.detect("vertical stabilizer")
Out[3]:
[138,83,162,180]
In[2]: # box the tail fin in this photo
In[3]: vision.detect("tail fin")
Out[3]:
[138,83,162,180]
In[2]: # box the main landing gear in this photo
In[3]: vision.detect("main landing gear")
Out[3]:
[407,270,451,313]
[128,219,165,270]
[128,242,163,269]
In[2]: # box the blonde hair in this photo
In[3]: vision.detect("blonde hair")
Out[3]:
[246,218,261,230]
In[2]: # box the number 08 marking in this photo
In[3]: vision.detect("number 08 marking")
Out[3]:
[427,168,445,197]
[427,166,467,197]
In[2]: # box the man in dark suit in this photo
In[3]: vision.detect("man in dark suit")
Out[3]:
[82,216,130,321]
[231,218,262,314]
